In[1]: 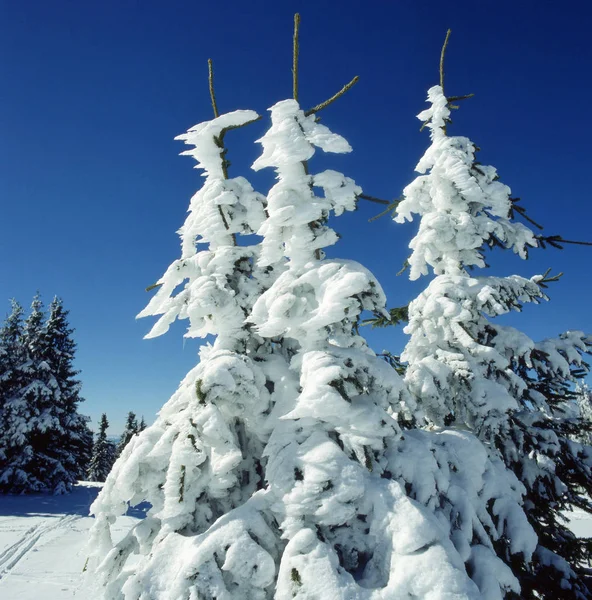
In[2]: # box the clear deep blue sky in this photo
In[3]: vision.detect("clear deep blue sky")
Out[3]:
[1,0,591,434]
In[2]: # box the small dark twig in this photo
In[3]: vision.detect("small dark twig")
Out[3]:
[537,235,592,249]
[558,239,592,246]
[204,63,260,242]
[515,208,544,231]
[368,200,400,222]
[214,116,262,181]
[293,13,301,102]
[304,76,360,116]
[397,259,410,276]
[146,282,162,292]
[358,193,390,206]
[419,119,431,132]
[208,59,219,118]
[440,29,452,93]
[536,268,563,289]
[217,205,232,231]
[511,199,544,230]
[447,94,474,102]
[218,116,262,138]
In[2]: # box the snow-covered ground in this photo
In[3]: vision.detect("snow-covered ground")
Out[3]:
[0,482,144,600]
[567,507,592,539]
[0,483,590,599]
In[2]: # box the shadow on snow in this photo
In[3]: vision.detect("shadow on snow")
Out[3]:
[0,482,150,519]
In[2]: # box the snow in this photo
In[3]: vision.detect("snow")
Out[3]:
[395,85,536,281]
[566,508,592,539]
[0,484,590,599]
[252,100,351,172]
[0,482,144,599]
[176,110,260,178]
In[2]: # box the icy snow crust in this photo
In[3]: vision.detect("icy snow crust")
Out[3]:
[88,100,543,599]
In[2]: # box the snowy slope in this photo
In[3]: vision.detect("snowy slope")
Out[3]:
[0,482,590,599]
[0,483,142,600]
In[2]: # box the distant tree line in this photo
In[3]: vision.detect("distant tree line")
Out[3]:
[0,295,148,492]
[87,411,146,482]
[0,295,92,493]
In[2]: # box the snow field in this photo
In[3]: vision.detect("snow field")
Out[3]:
[0,484,590,599]
[0,483,141,600]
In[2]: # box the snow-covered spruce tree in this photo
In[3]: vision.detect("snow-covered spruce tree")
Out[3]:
[246,98,536,598]
[0,299,31,492]
[0,294,54,492]
[0,295,91,493]
[86,95,292,598]
[138,416,147,432]
[504,333,592,598]
[117,411,138,457]
[88,413,117,483]
[0,299,25,409]
[394,77,592,597]
[42,296,93,484]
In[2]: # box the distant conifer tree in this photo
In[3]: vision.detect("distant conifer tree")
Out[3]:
[43,297,93,484]
[88,414,116,482]
[0,299,30,491]
[116,411,138,456]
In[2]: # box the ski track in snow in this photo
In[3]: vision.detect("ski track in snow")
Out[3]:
[0,482,142,600]
[0,514,80,581]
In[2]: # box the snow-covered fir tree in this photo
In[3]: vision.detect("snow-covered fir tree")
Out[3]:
[86,104,284,598]
[0,294,53,492]
[87,81,542,598]
[138,416,147,432]
[394,82,592,598]
[42,296,93,483]
[88,413,117,483]
[0,300,25,408]
[504,334,592,598]
[117,411,138,457]
[0,295,92,493]
[248,98,536,599]
[0,299,31,492]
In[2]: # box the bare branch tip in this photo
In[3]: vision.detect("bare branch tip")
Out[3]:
[293,13,301,101]
[207,58,219,118]
[440,28,452,92]
[305,75,360,116]
[358,193,391,206]
[368,201,400,222]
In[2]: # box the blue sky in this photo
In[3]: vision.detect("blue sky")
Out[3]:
[1,0,591,434]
